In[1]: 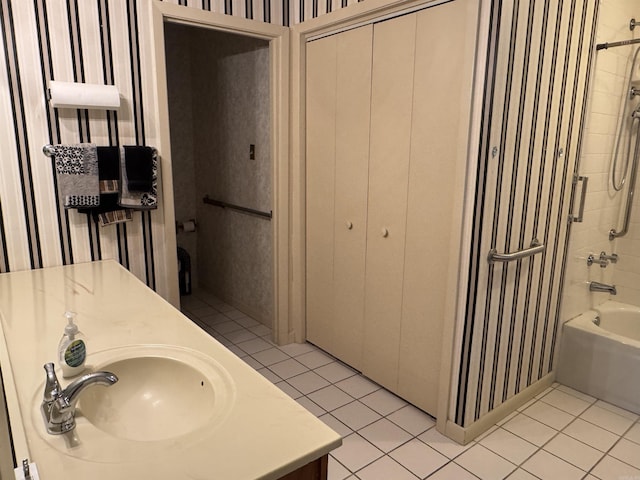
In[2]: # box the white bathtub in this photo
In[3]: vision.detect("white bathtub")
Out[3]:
[557,301,640,415]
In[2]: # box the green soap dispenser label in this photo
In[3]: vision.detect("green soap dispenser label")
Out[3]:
[64,339,86,367]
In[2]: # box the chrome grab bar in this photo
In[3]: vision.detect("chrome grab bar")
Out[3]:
[569,175,588,223]
[609,127,639,240]
[487,239,545,264]
[203,195,272,220]
[596,37,640,51]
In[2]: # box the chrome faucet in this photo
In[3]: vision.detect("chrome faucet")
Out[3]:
[40,363,118,435]
[587,251,619,268]
[589,281,617,295]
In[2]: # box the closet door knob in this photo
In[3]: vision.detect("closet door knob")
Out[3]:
[382,228,389,238]
[346,221,353,230]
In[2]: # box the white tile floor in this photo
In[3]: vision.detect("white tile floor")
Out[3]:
[181,292,640,480]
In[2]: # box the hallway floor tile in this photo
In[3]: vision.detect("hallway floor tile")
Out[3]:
[182,291,640,479]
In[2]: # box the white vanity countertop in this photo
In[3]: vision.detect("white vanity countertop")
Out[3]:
[0,260,341,479]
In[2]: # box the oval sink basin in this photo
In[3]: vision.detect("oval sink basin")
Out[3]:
[32,345,235,462]
[79,356,216,441]
[74,345,234,443]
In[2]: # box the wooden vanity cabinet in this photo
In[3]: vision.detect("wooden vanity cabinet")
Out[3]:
[279,455,328,480]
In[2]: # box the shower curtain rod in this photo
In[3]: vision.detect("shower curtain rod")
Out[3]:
[596,37,640,51]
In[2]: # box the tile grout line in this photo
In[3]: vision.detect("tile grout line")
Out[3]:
[183,291,640,480]
[186,293,512,478]
[584,419,640,478]
[495,396,640,478]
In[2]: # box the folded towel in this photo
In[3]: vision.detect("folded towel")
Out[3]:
[79,194,134,225]
[78,146,132,226]
[123,146,153,192]
[96,146,120,194]
[80,193,133,226]
[118,146,158,210]
[97,209,133,227]
[53,144,99,208]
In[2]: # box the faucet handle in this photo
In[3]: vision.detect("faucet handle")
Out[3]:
[587,254,608,267]
[600,251,618,264]
[43,363,61,402]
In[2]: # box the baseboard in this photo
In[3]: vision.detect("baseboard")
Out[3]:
[439,372,555,444]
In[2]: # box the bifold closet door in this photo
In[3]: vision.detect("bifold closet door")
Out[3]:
[363,0,473,414]
[362,13,417,391]
[306,36,337,354]
[331,26,373,370]
[306,26,373,369]
[307,0,475,416]
[397,1,472,414]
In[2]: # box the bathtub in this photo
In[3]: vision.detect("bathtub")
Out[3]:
[556,301,640,415]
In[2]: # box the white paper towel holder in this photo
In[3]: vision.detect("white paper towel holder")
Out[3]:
[48,80,121,110]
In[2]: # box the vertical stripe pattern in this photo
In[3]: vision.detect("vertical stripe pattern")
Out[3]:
[0,0,347,290]
[126,0,155,289]
[34,0,73,266]
[66,0,103,262]
[549,1,598,366]
[3,0,319,285]
[0,0,43,270]
[455,0,597,427]
[97,0,129,268]
[0,199,8,272]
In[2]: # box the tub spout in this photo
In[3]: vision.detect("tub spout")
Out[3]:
[589,281,617,295]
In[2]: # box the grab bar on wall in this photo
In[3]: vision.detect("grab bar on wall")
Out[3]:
[596,37,640,51]
[487,239,545,264]
[569,175,589,223]
[609,145,639,240]
[203,196,272,220]
[610,104,640,240]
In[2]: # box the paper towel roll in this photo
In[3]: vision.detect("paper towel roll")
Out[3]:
[49,81,120,110]
[183,220,197,233]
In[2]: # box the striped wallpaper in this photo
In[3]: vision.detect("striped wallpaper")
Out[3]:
[455,0,598,427]
[0,0,353,297]
[1,0,602,433]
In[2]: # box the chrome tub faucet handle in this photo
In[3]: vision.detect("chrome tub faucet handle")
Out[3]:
[600,251,618,264]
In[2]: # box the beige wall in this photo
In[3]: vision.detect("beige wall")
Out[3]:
[166,23,199,287]
[0,369,13,480]
[166,24,272,323]
[194,30,272,324]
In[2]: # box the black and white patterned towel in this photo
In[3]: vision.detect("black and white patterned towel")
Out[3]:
[118,146,158,210]
[52,144,100,208]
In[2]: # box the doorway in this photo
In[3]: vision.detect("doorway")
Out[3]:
[150,3,290,342]
[165,24,273,326]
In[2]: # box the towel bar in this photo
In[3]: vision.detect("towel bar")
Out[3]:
[42,145,56,157]
[487,239,545,263]
[42,144,158,157]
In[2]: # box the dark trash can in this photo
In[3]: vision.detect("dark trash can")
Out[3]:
[177,247,191,296]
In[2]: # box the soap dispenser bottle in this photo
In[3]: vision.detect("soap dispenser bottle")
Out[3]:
[58,311,87,378]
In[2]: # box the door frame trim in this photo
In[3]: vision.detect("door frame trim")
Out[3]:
[149,1,291,343]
